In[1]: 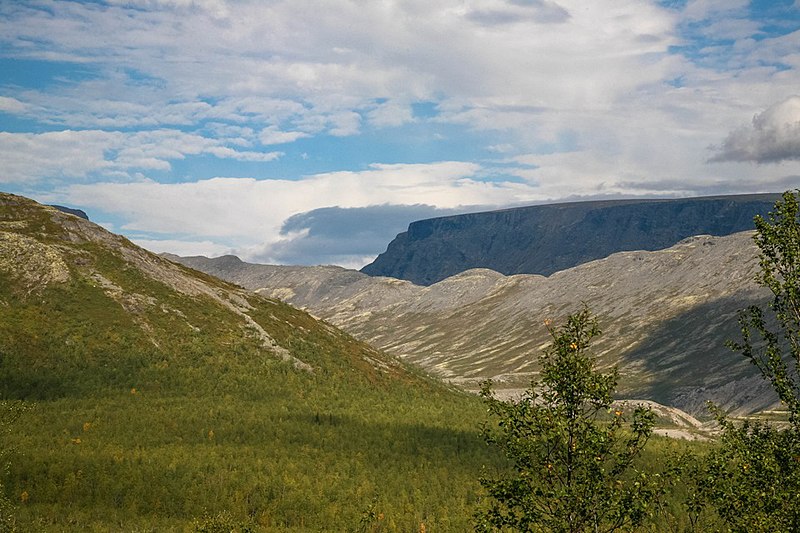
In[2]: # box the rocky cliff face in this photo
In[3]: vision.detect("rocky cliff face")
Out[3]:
[361,194,780,285]
[175,231,778,417]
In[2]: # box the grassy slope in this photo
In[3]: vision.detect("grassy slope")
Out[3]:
[0,194,498,531]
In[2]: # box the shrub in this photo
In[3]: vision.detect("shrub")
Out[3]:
[475,307,658,532]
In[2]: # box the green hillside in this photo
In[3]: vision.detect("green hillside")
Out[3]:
[0,193,498,531]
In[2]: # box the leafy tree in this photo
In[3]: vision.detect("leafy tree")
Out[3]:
[475,307,658,532]
[730,190,800,419]
[701,190,800,531]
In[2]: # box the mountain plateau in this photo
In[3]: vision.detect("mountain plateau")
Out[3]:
[361,194,780,285]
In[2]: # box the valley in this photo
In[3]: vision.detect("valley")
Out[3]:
[175,231,775,418]
[0,190,791,531]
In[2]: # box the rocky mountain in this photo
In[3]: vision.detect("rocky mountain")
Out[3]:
[361,194,780,285]
[175,231,777,417]
[0,192,496,530]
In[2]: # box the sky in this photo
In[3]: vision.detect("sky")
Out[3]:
[1,0,800,269]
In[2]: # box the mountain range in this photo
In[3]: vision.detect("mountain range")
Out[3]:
[175,229,775,418]
[1,189,782,530]
[361,194,780,285]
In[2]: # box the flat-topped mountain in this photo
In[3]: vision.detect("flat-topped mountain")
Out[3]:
[176,231,776,417]
[361,194,780,285]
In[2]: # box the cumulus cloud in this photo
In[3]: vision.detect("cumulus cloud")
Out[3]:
[710,96,800,164]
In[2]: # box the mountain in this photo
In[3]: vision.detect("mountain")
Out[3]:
[0,193,496,531]
[361,194,780,285]
[176,231,776,418]
[50,204,89,220]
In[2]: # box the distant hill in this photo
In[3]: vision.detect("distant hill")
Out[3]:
[0,192,495,531]
[50,204,89,220]
[177,231,777,418]
[361,194,780,285]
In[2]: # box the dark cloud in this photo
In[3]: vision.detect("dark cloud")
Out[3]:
[709,96,800,164]
[261,204,470,267]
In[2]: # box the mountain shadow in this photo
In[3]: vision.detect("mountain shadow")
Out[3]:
[618,292,778,417]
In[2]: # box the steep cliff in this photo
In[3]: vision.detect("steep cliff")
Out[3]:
[361,194,780,285]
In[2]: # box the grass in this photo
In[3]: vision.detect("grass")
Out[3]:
[7,383,493,531]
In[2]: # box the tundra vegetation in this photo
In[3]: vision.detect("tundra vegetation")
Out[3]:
[1,191,800,531]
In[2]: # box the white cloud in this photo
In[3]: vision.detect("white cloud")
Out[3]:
[0,130,119,183]
[327,111,362,137]
[710,96,800,163]
[0,129,283,183]
[0,96,29,114]
[53,161,540,257]
[133,237,234,258]
[2,0,800,266]
[467,0,570,25]
[258,126,310,145]
[204,146,283,162]
[367,102,414,128]
[487,144,515,154]
[0,0,679,133]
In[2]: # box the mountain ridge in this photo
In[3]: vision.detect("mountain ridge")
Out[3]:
[361,194,781,285]
[175,231,775,417]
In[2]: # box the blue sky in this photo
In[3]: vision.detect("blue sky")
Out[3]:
[1,0,799,268]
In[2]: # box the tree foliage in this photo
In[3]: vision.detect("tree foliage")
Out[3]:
[475,307,657,532]
[700,407,800,532]
[703,190,800,531]
[729,190,800,419]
